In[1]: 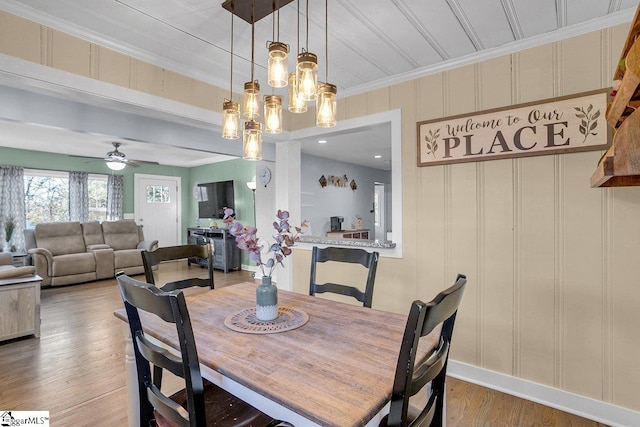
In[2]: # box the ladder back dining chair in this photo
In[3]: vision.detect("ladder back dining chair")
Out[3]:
[381,274,467,427]
[142,244,214,292]
[116,273,293,427]
[309,246,379,308]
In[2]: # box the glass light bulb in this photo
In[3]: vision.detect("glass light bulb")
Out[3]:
[243,121,262,161]
[288,72,307,113]
[316,83,337,127]
[264,95,282,134]
[221,100,240,139]
[297,52,318,101]
[268,42,289,88]
[243,81,260,119]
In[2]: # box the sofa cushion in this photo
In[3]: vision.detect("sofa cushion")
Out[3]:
[113,249,144,269]
[35,222,86,256]
[102,221,140,251]
[82,221,105,246]
[52,252,96,276]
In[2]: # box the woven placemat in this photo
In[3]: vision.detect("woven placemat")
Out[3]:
[224,306,309,334]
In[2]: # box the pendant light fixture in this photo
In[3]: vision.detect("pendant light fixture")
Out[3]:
[288,0,307,113]
[243,3,260,120]
[316,0,337,127]
[243,120,262,160]
[297,0,318,102]
[267,7,288,88]
[264,4,284,134]
[222,2,240,139]
[243,1,262,160]
[264,95,283,134]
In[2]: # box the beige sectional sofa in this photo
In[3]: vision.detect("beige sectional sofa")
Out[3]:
[25,220,158,287]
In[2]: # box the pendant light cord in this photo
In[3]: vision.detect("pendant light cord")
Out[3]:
[305,0,309,51]
[251,1,255,82]
[230,2,234,100]
[325,0,328,82]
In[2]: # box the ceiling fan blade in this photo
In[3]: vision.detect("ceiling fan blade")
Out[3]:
[129,159,160,166]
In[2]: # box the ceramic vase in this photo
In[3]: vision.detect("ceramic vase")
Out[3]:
[256,276,278,321]
[2,239,10,253]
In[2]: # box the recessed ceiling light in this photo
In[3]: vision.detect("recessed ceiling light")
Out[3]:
[374,155,382,159]
[318,139,327,144]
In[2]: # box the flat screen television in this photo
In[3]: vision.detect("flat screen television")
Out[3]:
[196,180,235,219]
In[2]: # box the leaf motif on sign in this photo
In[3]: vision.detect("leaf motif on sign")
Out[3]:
[423,128,441,158]
[575,105,600,143]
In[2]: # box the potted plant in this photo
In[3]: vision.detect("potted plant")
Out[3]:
[223,208,307,321]
[3,217,15,252]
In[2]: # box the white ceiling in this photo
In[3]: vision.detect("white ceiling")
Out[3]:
[0,0,638,169]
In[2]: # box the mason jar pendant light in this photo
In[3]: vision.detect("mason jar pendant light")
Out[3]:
[316,83,337,127]
[222,100,240,138]
[288,71,307,112]
[267,8,288,88]
[268,42,288,88]
[243,4,260,120]
[316,0,337,127]
[222,2,239,139]
[264,95,283,134]
[288,0,307,113]
[243,81,260,119]
[243,120,262,160]
[242,1,262,160]
[297,0,318,101]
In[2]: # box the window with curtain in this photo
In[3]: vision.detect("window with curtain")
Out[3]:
[0,166,26,252]
[69,171,89,222]
[24,169,108,226]
[107,174,124,221]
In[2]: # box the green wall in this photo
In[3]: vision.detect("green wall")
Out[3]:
[0,146,256,259]
[190,158,257,266]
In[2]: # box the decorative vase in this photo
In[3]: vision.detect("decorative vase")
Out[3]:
[256,276,278,321]
[2,239,10,253]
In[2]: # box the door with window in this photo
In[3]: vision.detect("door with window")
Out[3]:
[135,174,181,247]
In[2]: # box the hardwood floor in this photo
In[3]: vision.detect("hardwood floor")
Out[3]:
[0,262,607,426]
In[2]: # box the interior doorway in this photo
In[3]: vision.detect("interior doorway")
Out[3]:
[134,174,181,247]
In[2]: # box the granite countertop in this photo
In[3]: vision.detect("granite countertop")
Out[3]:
[298,236,396,249]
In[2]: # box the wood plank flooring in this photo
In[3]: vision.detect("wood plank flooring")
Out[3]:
[0,262,607,426]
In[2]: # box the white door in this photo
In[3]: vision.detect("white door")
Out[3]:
[374,183,385,241]
[135,174,181,247]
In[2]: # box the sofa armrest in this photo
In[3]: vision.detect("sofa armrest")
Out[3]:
[137,240,158,251]
[28,247,53,284]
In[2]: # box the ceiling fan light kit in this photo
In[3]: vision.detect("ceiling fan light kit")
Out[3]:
[221,0,337,160]
[106,160,126,171]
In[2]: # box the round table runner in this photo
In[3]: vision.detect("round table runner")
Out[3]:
[224,306,309,334]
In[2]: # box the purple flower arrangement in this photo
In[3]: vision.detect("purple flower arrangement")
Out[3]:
[223,208,308,278]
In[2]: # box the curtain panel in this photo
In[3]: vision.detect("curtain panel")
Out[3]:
[107,174,124,221]
[0,166,26,252]
[69,171,89,222]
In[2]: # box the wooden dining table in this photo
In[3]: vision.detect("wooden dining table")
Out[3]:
[114,282,438,427]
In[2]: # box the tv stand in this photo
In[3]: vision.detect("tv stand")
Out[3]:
[187,228,241,273]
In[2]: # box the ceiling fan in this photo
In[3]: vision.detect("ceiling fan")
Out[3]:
[72,142,160,170]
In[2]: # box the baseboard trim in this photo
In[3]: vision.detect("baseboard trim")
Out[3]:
[448,360,640,427]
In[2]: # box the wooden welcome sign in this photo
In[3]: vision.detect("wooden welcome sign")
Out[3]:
[417,89,610,166]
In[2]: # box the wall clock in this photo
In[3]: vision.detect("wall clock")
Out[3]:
[258,166,272,187]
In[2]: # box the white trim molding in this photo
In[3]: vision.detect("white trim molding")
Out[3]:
[448,360,640,427]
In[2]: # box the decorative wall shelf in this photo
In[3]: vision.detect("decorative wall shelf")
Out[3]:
[591,6,640,187]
